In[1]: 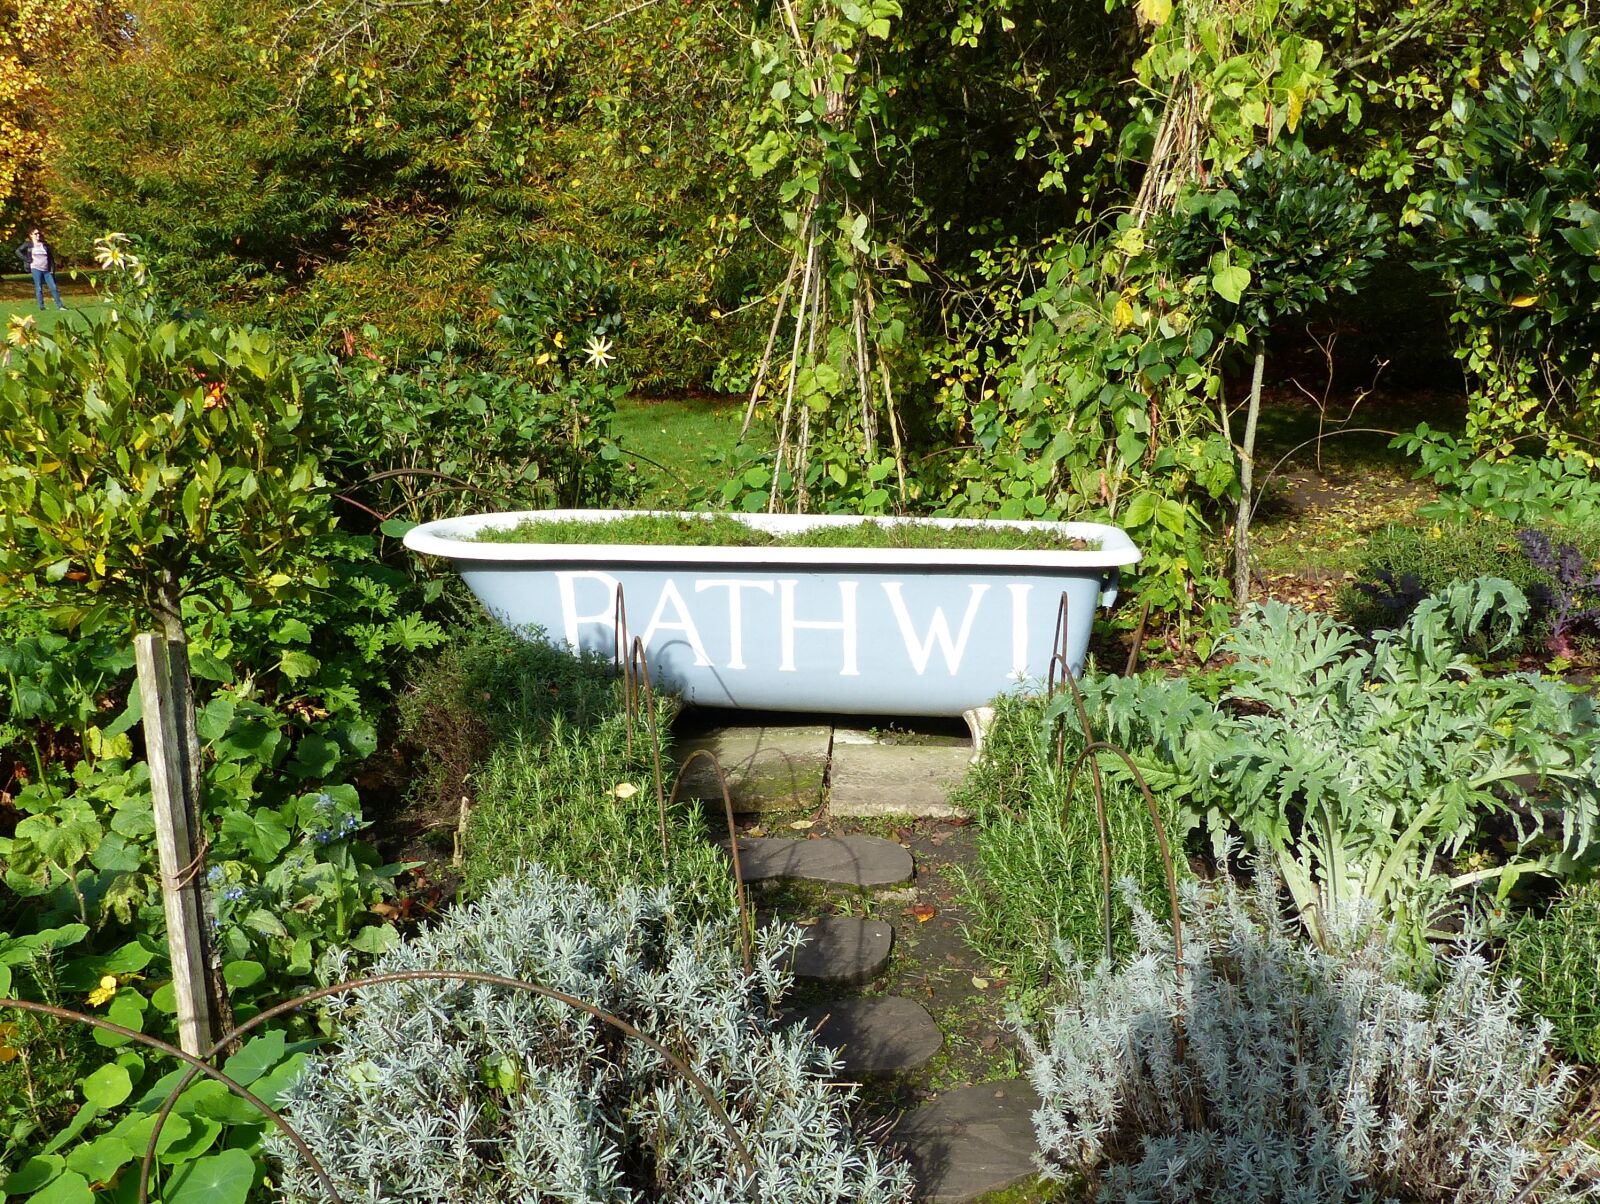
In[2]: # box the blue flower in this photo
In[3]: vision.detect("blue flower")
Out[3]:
[207,865,224,885]
[223,886,246,902]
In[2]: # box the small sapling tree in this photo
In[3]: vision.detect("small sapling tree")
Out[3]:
[1167,145,1388,603]
[0,239,333,1043]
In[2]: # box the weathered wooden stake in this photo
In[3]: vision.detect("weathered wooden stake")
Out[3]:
[134,633,216,1057]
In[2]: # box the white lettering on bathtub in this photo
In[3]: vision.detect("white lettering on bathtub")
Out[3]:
[882,582,989,675]
[694,579,776,670]
[1009,583,1032,677]
[778,579,859,676]
[639,580,713,667]
[555,570,622,648]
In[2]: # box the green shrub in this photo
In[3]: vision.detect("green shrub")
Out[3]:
[1089,579,1600,954]
[1023,871,1600,1203]
[1342,519,1600,647]
[401,620,728,906]
[1501,879,1600,1064]
[320,348,636,523]
[272,864,914,1202]
[950,693,1187,988]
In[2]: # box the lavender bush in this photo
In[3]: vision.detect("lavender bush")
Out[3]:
[1021,872,1600,1203]
[270,864,913,1202]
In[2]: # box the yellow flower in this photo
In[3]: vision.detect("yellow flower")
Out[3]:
[0,1021,18,1063]
[87,975,118,1008]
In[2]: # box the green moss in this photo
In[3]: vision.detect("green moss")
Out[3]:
[467,513,1097,552]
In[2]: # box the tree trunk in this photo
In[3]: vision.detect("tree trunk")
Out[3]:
[1233,342,1266,606]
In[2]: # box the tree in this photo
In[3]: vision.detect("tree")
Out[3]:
[0,0,123,236]
[0,241,334,808]
[1166,145,1388,603]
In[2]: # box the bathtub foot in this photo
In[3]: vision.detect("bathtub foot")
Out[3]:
[962,706,996,765]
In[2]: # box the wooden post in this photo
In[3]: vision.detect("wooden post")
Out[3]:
[135,633,216,1057]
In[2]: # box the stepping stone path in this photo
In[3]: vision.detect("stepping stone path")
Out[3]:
[733,834,914,887]
[789,917,894,987]
[695,717,1041,1201]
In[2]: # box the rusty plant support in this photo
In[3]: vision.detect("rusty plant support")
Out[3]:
[1044,593,1185,999]
[669,749,755,976]
[1046,596,1116,964]
[610,586,670,853]
[133,971,757,1202]
[611,585,753,973]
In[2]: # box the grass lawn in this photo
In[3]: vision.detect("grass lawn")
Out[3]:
[613,393,766,508]
[0,271,105,335]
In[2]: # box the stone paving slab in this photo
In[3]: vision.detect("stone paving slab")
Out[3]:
[889,1079,1041,1202]
[784,996,943,1075]
[731,835,914,887]
[789,917,894,987]
[828,741,972,819]
[677,725,831,814]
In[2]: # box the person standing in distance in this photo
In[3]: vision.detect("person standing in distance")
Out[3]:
[16,228,66,312]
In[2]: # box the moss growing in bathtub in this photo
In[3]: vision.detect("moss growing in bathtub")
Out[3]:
[467,514,1097,552]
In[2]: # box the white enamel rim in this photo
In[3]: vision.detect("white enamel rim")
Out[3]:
[404,510,1141,570]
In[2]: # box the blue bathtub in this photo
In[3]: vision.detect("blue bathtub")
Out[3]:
[404,511,1140,718]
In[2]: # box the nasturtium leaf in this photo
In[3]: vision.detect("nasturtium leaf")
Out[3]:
[2,1154,64,1194]
[25,1170,91,1204]
[65,1135,134,1183]
[221,1031,286,1087]
[222,959,266,990]
[161,1148,255,1204]
[82,1062,133,1108]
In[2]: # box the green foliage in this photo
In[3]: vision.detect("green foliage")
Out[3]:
[1088,580,1600,952]
[0,282,331,635]
[1164,143,1389,334]
[949,693,1187,988]
[925,231,1236,648]
[489,245,624,379]
[320,343,635,524]
[1398,425,1600,528]
[1500,878,1600,1064]
[1421,26,1600,445]
[1342,518,1600,649]
[49,0,752,386]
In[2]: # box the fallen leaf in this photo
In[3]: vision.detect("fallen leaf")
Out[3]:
[789,819,814,830]
[907,904,937,923]
[612,782,639,800]
[971,976,989,990]
[980,1035,998,1052]
[370,902,400,921]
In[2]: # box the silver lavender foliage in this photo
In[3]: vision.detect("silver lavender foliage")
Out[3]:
[1021,873,1600,1204]
[269,864,914,1202]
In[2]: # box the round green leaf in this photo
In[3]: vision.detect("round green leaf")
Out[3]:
[162,1148,256,1204]
[25,1171,91,1204]
[222,960,266,990]
[81,1062,133,1108]
[65,1135,134,1183]
[2,1155,63,1195]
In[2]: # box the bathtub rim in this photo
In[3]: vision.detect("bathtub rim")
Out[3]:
[403,509,1141,571]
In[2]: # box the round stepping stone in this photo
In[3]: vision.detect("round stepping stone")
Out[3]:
[790,917,894,987]
[889,1079,1041,1202]
[784,997,942,1075]
[731,835,914,888]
